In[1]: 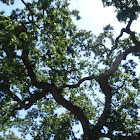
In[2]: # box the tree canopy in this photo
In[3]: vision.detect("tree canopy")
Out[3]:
[0,0,140,140]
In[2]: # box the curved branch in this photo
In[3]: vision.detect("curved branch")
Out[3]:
[21,0,34,21]
[108,18,134,56]
[95,43,108,52]
[95,93,112,130]
[92,78,112,134]
[14,23,40,88]
[21,0,40,28]
[21,51,40,87]
[12,90,49,110]
[103,23,140,78]
[61,74,98,89]
[95,26,140,133]
[21,50,52,90]
[124,29,140,46]
[103,53,124,77]
[50,87,91,139]
[126,18,133,30]
[108,28,125,57]
[103,44,140,77]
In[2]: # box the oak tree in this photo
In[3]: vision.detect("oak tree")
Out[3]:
[0,0,140,139]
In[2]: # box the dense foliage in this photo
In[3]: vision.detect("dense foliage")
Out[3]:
[0,0,140,140]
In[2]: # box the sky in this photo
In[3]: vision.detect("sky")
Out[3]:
[70,0,140,36]
[0,0,140,139]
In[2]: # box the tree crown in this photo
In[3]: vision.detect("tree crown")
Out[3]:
[0,0,140,139]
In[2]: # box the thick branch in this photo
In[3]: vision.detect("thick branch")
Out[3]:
[12,90,49,110]
[103,53,124,77]
[21,52,52,90]
[21,51,40,87]
[93,78,112,133]
[103,44,140,77]
[50,87,91,139]
[95,93,112,127]
[12,95,27,109]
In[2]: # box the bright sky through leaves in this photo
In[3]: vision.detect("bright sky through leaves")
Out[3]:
[1,0,140,36]
[70,0,140,36]
[0,0,140,139]
[70,0,140,76]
